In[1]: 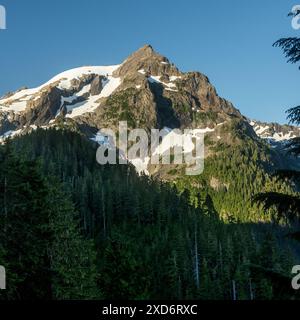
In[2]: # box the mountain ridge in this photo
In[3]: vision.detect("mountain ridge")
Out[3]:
[0,45,299,177]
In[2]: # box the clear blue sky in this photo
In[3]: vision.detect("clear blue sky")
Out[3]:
[0,0,299,124]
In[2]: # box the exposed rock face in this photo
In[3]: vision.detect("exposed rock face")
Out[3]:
[114,45,180,79]
[0,45,299,174]
[24,86,62,126]
[0,45,246,134]
[87,86,158,132]
[90,75,104,96]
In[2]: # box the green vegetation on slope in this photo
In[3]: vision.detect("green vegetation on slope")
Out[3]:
[0,128,298,300]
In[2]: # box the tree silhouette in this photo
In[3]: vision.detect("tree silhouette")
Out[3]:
[254,10,300,228]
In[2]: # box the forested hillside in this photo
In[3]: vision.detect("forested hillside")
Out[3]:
[0,128,298,300]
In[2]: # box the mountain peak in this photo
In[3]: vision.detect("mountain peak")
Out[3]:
[114,45,179,77]
[124,44,159,62]
[134,44,154,56]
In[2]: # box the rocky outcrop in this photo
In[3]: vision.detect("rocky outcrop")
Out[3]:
[114,45,180,79]
[1,45,299,176]
[90,75,104,95]
[23,86,62,126]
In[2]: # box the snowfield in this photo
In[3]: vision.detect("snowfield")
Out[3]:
[0,65,122,115]
[250,121,300,143]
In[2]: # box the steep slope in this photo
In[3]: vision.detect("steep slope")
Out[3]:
[0,45,299,223]
[0,65,121,129]
[0,45,257,174]
[0,45,246,137]
[4,128,296,300]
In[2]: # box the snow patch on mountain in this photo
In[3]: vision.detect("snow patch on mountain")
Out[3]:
[249,120,300,145]
[0,65,121,115]
[255,125,270,135]
[52,66,120,90]
[0,129,22,142]
[148,75,179,91]
[61,84,91,106]
[65,76,121,118]
[138,69,181,92]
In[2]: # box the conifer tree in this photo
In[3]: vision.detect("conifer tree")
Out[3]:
[254,9,300,228]
[0,145,99,300]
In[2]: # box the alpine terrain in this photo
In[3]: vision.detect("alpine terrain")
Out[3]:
[0,45,299,300]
